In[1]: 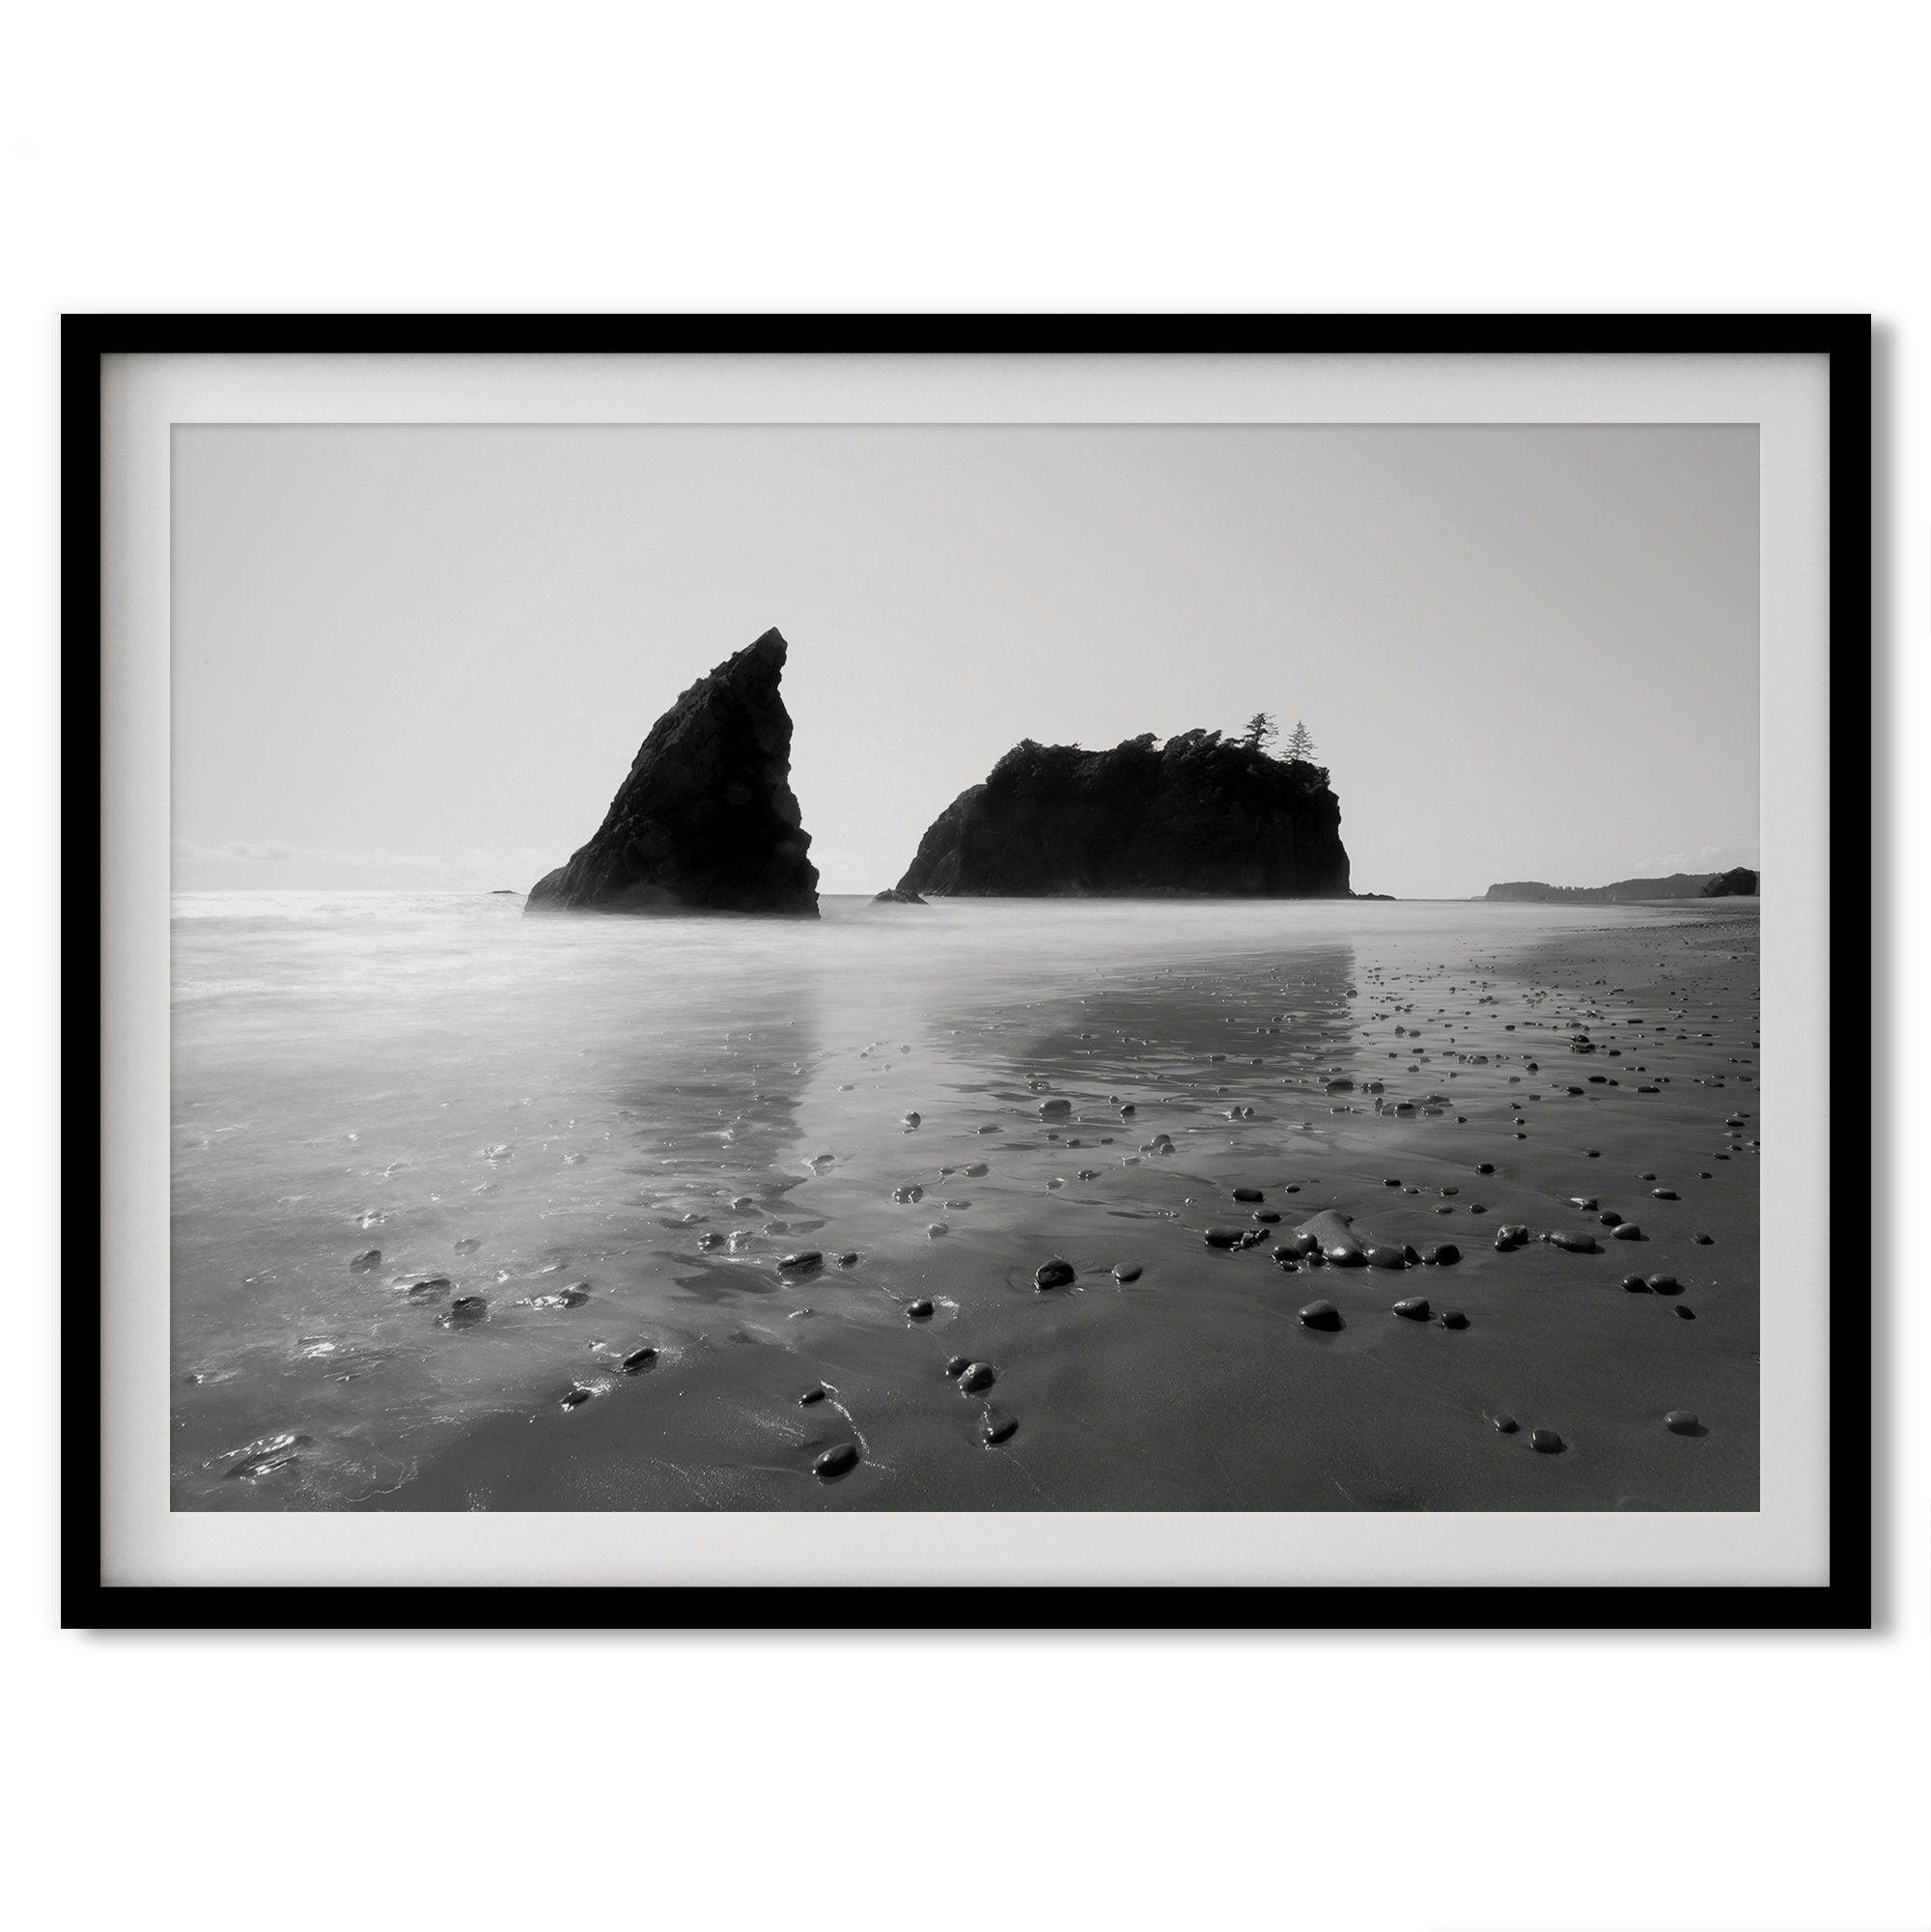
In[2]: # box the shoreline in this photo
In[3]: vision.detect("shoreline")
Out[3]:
[163,897,1768,1515]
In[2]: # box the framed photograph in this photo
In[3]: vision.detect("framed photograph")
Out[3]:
[69,316,1869,1628]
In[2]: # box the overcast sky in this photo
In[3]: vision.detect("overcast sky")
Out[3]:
[172,423,1758,899]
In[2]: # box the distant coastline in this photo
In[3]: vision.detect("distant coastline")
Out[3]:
[1485,867,1759,905]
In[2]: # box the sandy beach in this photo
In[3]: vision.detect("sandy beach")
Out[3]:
[171,894,1758,1513]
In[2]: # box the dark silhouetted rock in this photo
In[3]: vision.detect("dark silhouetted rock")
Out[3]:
[872,886,927,904]
[1700,866,1760,897]
[526,629,819,916]
[895,731,1350,897]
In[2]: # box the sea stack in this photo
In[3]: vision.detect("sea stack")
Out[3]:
[526,628,819,916]
[895,731,1350,897]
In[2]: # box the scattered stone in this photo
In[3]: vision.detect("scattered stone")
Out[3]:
[1424,1243,1461,1266]
[1298,1300,1343,1331]
[957,1361,995,1393]
[1438,1309,1469,1330]
[1491,1412,1519,1434]
[1112,1263,1142,1282]
[944,1356,970,1379]
[560,1383,597,1411]
[981,1409,1020,1446]
[813,1442,860,1482]
[777,1250,824,1274]
[1611,1222,1644,1241]
[350,1249,381,1272]
[1664,1409,1702,1435]
[1528,1428,1565,1453]
[1034,1257,1076,1291]
[438,1295,488,1328]
[1545,1230,1600,1253]
[1392,1296,1431,1321]
[622,1346,658,1373]
[1647,1274,1684,1296]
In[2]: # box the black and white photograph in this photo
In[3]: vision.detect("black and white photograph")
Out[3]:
[166,418,1769,1519]
[20,10,1927,1932]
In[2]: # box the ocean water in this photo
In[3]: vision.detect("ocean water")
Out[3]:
[172,892,1760,1511]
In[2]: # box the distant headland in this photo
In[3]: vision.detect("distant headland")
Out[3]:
[1485,867,1759,904]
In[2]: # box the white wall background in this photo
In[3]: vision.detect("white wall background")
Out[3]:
[9,5,1922,1929]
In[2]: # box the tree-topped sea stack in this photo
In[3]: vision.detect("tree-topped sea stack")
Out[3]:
[526,628,820,916]
[896,730,1351,898]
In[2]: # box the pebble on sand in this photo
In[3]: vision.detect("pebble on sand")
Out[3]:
[1545,1230,1600,1253]
[621,1345,658,1373]
[438,1295,488,1328]
[798,1386,826,1406]
[1232,1187,1265,1202]
[1491,1412,1520,1434]
[1664,1409,1702,1435]
[957,1361,995,1392]
[1112,1263,1142,1282]
[1298,1300,1343,1331]
[944,1356,970,1379]
[1611,1222,1644,1241]
[1438,1309,1469,1330]
[813,1443,861,1482]
[906,1297,935,1320]
[1646,1274,1684,1296]
[350,1249,381,1272]
[1392,1296,1431,1321]
[1034,1257,1076,1291]
[1424,1243,1462,1266]
[1528,1428,1565,1453]
[778,1250,824,1274]
[981,1410,1020,1446]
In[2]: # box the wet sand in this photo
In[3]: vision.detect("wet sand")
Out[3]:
[316,900,1759,1514]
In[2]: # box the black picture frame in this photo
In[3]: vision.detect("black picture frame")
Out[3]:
[65,314,1873,1632]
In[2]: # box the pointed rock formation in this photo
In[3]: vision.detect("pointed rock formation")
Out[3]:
[896,731,1351,898]
[526,628,819,916]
